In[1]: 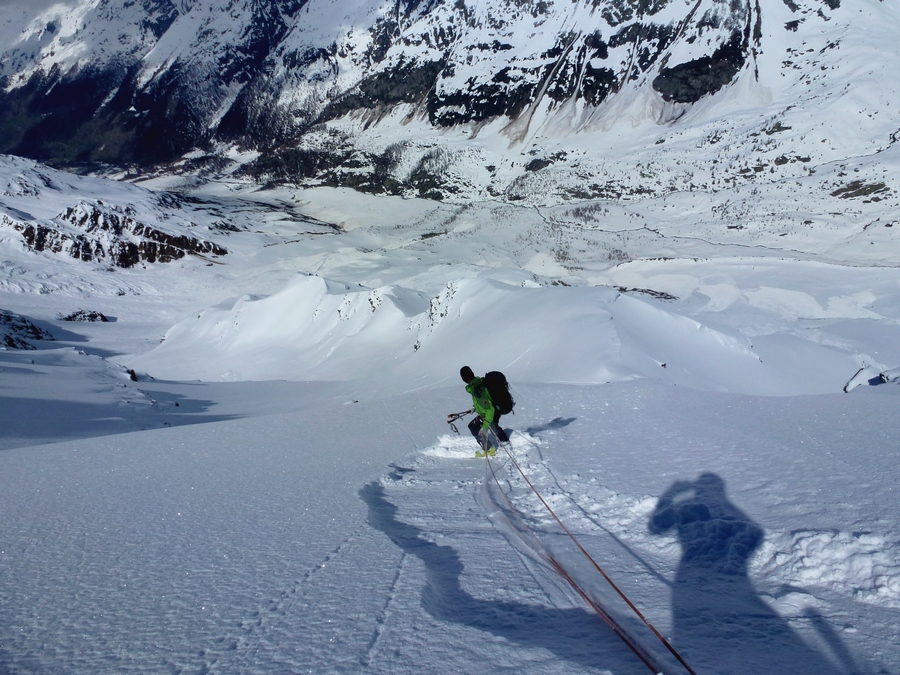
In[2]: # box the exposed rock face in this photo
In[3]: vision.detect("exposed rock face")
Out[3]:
[653,30,747,103]
[3,201,227,268]
[0,309,54,349]
[0,0,309,166]
[57,310,109,322]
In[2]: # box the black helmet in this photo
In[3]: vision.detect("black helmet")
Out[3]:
[460,366,475,383]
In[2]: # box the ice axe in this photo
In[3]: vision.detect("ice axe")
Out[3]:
[446,409,474,435]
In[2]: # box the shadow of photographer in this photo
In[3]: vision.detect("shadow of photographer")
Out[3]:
[650,472,856,675]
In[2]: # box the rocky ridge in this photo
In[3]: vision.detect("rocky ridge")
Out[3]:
[0,156,228,268]
[4,200,227,268]
[0,309,54,349]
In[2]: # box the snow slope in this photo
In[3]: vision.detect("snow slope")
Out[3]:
[2,154,900,673]
[2,381,898,674]
[130,271,867,398]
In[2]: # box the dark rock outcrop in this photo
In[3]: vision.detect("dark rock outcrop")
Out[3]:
[6,202,226,267]
[57,309,109,322]
[0,309,54,349]
[653,30,747,103]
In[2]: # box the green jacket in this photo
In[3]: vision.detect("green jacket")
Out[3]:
[466,377,495,429]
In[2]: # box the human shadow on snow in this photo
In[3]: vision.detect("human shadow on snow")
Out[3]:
[649,473,858,675]
[360,481,646,674]
[523,417,577,435]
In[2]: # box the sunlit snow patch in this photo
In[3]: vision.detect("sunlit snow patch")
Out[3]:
[422,434,480,459]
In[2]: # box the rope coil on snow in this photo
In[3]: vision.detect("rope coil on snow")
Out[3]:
[486,443,697,675]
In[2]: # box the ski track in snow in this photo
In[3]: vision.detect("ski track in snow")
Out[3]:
[364,435,634,675]
[382,413,898,675]
[225,527,366,673]
[1,374,899,674]
[492,385,900,675]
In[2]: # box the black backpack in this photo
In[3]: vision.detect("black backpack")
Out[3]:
[483,371,515,415]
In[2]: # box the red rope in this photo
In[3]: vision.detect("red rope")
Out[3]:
[484,455,661,674]
[488,445,697,675]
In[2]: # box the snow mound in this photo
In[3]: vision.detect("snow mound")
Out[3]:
[757,530,900,609]
[131,273,859,395]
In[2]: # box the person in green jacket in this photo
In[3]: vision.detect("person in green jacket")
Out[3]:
[460,365,509,456]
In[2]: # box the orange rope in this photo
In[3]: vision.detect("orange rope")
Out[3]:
[488,444,697,675]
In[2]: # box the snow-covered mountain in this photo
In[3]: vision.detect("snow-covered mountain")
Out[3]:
[1,0,896,204]
[3,155,900,675]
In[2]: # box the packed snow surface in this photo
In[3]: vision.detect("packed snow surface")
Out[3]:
[1,155,900,674]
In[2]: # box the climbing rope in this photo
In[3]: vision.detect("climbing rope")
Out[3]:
[485,441,697,675]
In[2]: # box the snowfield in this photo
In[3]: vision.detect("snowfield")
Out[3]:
[2,153,900,674]
[1,379,898,674]
[2,0,900,672]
